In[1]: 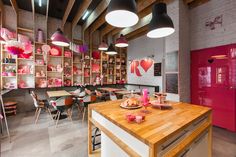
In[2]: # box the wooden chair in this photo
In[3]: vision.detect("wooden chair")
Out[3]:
[30,91,53,124]
[51,96,73,127]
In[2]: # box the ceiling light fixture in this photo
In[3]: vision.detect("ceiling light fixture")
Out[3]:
[115,34,128,48]
[98,41,108,51]
[105,0,139,28]
[51,28,70,47]
[82,11,90,20]
[106,44,117,55]
[147,3,175,38]
[39,0,42,7]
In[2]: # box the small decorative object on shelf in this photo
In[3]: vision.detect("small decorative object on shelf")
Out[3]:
[36,29,44,43]
[36,78,47,88]
[64,79,72,87]
[49,46,61,56]
[64,51,72,58]
[47,78,62,87]
[2,66,16,76]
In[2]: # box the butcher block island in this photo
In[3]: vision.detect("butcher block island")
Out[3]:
[88,99,212,157]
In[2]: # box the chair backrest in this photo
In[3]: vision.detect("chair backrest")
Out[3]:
[95,90,102,97]
[55,97,66,107]
[65,96,73,106]
[30,91,39,108]
[110,93,117,101]
[83,95,91,103]
[91,95,97,102]
[85,88,92,95]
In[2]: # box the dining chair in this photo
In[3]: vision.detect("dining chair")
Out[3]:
[30,91,53,124]
[82,94,97,122]
[109,92,117,101]
[95,90,106,102]
[51,96,73,127]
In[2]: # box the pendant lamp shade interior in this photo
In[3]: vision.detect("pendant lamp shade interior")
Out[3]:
[115,34,128,48]
[105,0,139,28]
[51,28,70,47]
[98,41,108,51]
[147,3,175,38]
[106,44,117,55]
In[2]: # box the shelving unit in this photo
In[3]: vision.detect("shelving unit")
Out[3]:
[72,39,84,86]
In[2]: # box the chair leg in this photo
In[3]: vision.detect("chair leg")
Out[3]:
[47,108,54,121]
[82,107,87,122]
[67,108,73,122]
[34,108,39,120]
[35,108,41,124]
[55,111,61,128]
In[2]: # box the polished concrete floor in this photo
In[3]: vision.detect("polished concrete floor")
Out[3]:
[1,111,236,157]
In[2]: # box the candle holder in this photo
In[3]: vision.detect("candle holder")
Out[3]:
[140,89,151,114]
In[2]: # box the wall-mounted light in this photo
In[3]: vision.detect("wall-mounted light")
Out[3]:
[51,28,70,47]
[105,0,139,28]
[38,0,42,7]
[82,11,90,20]
[147,3,175,38]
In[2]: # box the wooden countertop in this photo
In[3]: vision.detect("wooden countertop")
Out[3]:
[89,99,211,146]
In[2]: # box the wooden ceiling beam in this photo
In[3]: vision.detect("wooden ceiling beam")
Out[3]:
[72,0,92,29]
[89,10,106,34]
[0,0,4,12]
[10,0,18,14]
[62,0,75,29]
[188,0,209,9]
[82,0,111,32]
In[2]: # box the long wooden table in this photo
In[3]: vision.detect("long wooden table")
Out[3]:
[88,99,212,157]
[47,90,71,98]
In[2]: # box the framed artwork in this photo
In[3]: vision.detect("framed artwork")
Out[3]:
[154,63,162,76]
[166,74,178,94]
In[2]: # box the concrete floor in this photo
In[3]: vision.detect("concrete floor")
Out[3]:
[1,111,236,157]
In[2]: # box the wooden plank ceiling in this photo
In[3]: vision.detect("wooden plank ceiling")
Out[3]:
[2,0,209,40]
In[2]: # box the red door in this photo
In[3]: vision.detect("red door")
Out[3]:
[191,44,236,132]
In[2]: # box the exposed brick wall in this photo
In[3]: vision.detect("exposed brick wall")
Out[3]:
[190,0,236,50]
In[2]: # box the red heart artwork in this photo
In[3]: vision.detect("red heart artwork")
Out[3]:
[140,59,153,72]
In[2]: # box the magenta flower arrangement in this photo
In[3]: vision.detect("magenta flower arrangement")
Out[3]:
[5,40,24,56]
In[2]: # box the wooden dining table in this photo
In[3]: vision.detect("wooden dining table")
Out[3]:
[47,90,72,98]
[98,87,124,93]
[114,90,140,95]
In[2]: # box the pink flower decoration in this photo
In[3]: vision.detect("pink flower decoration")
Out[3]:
[5,40,24,56]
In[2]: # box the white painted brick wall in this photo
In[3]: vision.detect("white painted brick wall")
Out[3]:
[190,0,236,50]
[127,35,165,91]
[165,0,180,52]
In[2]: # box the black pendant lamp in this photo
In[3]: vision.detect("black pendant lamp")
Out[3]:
[106,44,117,55]
[105,0,139,28]
[147,3,175,38]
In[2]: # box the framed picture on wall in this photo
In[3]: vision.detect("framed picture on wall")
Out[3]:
[166,73,178,94]
[165,51,179,94]
[154,63,162,76]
